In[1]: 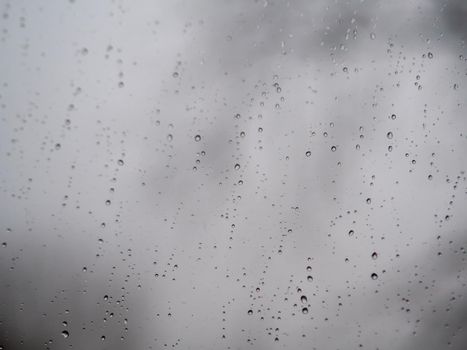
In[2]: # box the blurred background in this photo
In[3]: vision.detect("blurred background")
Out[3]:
[0,0,466,349]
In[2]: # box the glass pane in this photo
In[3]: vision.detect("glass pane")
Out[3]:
[1,0,466,349]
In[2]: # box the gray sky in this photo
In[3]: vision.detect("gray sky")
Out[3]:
[1,0,467,349]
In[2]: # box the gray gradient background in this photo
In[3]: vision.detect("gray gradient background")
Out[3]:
[0,0,467,349]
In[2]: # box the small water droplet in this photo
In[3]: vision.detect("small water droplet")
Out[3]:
[300,295,307,304]
[61,330,69,338]
[371,252,378,260]
[427,52,433,59]
[194,135,201,142]
[386,131,393,139]
[371,273,378,280]
[331,146,337,152]
[247,309,253,315]
[307,275,313,282]
[302,307,308,314]
[306,151,311,157]
[234,163,240,170]
[117,159,124,166]
[370,32,376,40]
[348,230,354,237]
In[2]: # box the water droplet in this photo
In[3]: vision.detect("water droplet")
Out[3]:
[302,307,308,314]
[371,252,378,260]
[371,273,378,280]
[300,295,307,304]
[331,146,337,152]
[167,134,173,142]
[61,330,69,338]
[117,159,124,166]
[307,275,313,282]
[55,143,61,150]
[234,163,240,170]
[105,200,111,206]
[247,309,253,315]
[306,151,311,157]
[427,52,433,59]
[172,72,179,78]
[348,230,354,237]
[386,131,393,139]
[370,32,376,40]
[391,114,396,120]
[366,198,371,204]
[194,135,201,142]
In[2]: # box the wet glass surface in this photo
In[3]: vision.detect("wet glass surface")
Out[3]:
[1,0,467,349]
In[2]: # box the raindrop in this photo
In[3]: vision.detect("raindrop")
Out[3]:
[366,198,371,204]
[117,159,124,166]
[300,295,307,304]
[427,52,433,59]
[371,273,378,280]
[386,131,393,139]
[331,146,337,152]
[234,163,240,170]
[371,252,378,260]
[61,330,69,338]
[306,151,311,157]
[348,229,354,237]
[307,275,313,282]
[194,135,201,142]
[247,309,253,315]
[167,134,173,142]
[302,307,308,314]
